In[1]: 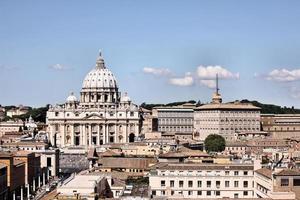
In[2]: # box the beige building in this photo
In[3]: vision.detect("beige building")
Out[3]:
[57,174,112,200]
[6,106,29,118]
[152,103,195,135]
[255,168,300,199]
[46,52,140,148]
[194,86,260,141]
[140,108,154,135]
[149,162,255,199]
[261,114,300,139]
[0,120,23,137]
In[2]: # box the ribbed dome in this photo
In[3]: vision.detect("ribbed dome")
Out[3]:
[82,52,118,89]
[121,92,131,102]
[66,92,78,102]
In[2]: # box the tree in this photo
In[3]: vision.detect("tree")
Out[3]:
[204,134,225,153]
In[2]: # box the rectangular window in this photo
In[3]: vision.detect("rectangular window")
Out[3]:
[207,191,211,196]
[234,181,239,187]
[161,180,165,187]
[281,178,289,186]
[225,171,230,175]
[188,180,193,187]
[243,191,248,196]
[197,191,202,196]
[216,181,220,188]
[47,157,51,167]
[243,181,248,188]
[188,191,193,196]
[170,180,174,187]
[225,181,230,187]
[197,181,202,187]
[216,191,220,196]
[294,179,300,186]
[234,171,239,176]
[207,181,211,188]
[244,171,248,176]
[179,180,184,188]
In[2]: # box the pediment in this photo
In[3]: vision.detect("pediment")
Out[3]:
[84,113,104,119]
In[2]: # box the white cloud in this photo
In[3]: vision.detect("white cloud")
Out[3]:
[169,72,194,86]
[266,68,300,82]
[49,64,68,71]
[143,67,171,76]
[196,65,239,79]
[200,80,216,89]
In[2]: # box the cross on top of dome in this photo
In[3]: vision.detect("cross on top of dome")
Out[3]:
[96,50,105,69]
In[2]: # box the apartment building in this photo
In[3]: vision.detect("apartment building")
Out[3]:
[149,162,255,199]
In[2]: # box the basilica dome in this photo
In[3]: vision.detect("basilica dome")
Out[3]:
[82,52,118,90]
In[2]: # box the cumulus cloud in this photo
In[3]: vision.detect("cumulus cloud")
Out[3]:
[196,65,239,79]
[143,65,239,88]
[143,67,171,76]
[200,80,216,89]
[49,64,68,71]
[266,68,300,82]
[169,72,194,86]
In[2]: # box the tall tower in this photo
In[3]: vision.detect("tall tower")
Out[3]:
[212,73,222,103]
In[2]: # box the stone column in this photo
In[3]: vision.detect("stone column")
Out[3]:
[70,124,74,146]
[47,167,50,180]
[126,123,129,143]
[61,124,65,147]
[83,124,87,146]
[43,172,46,186]
[88,125,92,146]
[80,124,83,146]
[135,123,139,137]
[102,124,106,144]
[33,179,35,192]
[20,186,23,200]
[97,125,100,145]
[13,191,15,200]
[106,124,109,143]
[114,124,117,143]
[27,184,30,199]
[38,175,41,187]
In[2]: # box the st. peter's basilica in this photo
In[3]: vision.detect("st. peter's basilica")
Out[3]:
[46,52,140,148]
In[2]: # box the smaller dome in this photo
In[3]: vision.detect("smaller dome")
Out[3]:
[121,92,131,102]
[66,92,78,103]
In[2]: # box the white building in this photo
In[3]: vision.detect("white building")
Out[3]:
[46,52,140,148]
[57,174,112,199]
[194,78,260,141]
[0,120,23,137]
[6,105,29,118]
[152,103,195,134]
[149,162,255,199]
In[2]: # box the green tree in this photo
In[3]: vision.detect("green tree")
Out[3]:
[204,134,225,153]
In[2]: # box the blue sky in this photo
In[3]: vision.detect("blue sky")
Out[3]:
[1,1,300,108]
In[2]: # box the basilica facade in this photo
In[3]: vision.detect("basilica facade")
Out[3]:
[46,52,140,148]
